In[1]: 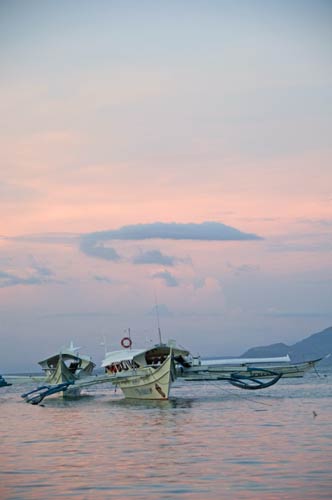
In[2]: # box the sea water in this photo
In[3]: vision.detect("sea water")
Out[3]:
[1,367,331,499]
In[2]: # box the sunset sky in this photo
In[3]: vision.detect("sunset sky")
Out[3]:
[1,0,331,371]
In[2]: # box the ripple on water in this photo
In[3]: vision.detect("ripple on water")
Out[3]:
[1,371,332,499]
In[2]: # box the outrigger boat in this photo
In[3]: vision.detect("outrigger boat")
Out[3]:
[177,354,323,388]
[101,338,190,400]
[38,341,96,385]
[15,342,99,404]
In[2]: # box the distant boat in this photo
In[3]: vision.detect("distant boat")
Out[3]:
[0,374,11,388]
[178,355,323,387]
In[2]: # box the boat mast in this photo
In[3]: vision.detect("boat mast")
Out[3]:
[128,327,132,349]
[154,289,163,345]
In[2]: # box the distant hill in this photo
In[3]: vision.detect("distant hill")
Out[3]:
[241,326,332,364]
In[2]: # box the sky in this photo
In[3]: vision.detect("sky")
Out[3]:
[1,0,332,372]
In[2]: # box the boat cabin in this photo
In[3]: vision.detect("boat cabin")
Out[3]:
[103,344,191,375]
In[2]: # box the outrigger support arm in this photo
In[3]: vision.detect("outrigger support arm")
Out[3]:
[21,382,73,405]
[228,367,283,390]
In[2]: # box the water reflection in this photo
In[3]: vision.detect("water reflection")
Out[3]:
[1,373,332,499]
[108,396,194,410]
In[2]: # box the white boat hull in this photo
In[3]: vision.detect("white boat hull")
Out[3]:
[114,354,174,400]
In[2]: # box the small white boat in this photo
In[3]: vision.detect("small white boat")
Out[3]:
[0,374,11,388]
[101,341,190,400]
[38,341,95,385]
[19,342,96,403]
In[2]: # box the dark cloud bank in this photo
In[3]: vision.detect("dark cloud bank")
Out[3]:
[80,222,262,261]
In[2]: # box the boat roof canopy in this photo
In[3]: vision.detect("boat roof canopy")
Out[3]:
[38,349,92,367]
[101,344,190,367]
[202,355,291,366]
[101,349,147,367]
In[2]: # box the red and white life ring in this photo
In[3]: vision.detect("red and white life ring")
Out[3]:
[121,336,132,349]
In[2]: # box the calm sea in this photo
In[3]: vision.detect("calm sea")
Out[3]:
[1,367,331,500]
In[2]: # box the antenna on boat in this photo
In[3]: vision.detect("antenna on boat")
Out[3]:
[128,327,132,349]
[154,289,163,345]
[101,335,108,355]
